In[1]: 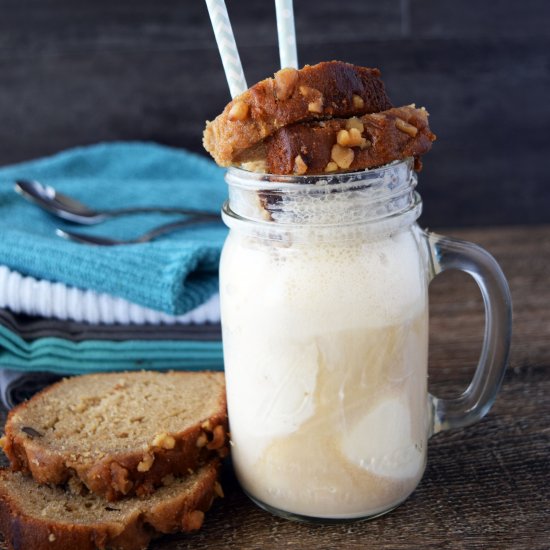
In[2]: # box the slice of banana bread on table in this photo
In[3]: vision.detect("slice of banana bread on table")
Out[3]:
[0,459,221,550]
[203,60,393,166]
[1,371,228,501]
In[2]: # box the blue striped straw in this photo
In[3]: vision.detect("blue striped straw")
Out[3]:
[205,0,248,98]
[275,0,298,69]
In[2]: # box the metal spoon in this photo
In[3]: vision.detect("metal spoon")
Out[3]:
[14,180,219,225]
[56,217,219,246]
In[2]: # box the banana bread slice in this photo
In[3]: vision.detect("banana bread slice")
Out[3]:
[261,105,436,175]
[203,60,393,166]
[1,371,228,501]
[0,460,221,550]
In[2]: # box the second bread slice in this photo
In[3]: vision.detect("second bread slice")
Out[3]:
[1,371,228,501]
[258,105,436,175]
[0,460,221,550]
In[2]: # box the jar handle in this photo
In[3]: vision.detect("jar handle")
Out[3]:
[425,231,512,435]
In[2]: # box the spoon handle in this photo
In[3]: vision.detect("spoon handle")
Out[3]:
[55,229,122,246]
[105,207,219,219]
[135,217,215,243]
[56,216,219,246]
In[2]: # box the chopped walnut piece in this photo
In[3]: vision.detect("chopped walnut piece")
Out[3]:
[395,117,418,137]
[293,155,308,175]
[151,433,176,450]
[274,67,299,100]
[207,425,226,450]
[299,86,324,113]
[352,94,365,109]
[336,129,350,147]
[324,161,338,173]
[337,128,364,148]
[331,144,354,169]
[137,453,154,472]
[345,117,364,132]
[196,432,208,448]
[308,98,323,113]
[228,101,249,121]
[348,128,364,145]
[110,462,133,494]
[242,159,267,173]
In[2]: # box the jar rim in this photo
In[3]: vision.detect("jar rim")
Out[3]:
[226,159,413,191]
[223,158,422,238]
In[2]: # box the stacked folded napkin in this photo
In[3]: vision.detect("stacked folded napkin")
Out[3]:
[0,142,229,406]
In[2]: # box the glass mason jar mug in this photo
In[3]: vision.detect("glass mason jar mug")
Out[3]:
[220,160,512,522]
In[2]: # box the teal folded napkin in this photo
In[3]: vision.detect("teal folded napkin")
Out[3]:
[0,323,223,375]
[0,142,228,315]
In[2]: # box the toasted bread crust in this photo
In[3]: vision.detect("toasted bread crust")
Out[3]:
[2,371,229,501]
[203,61,393,166]
[263,105,436,175]
[0,461,220,550]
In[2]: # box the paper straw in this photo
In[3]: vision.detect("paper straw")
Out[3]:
[275,0,298,69]
[205,0,248,98]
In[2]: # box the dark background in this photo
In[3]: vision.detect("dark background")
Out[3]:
[1,0,548,227]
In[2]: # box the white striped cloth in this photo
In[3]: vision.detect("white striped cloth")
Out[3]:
[0,265,220,325]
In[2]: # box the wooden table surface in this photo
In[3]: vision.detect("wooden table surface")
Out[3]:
[1,225,549,549]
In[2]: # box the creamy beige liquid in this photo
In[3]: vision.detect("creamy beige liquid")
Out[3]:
[220,226,430,518]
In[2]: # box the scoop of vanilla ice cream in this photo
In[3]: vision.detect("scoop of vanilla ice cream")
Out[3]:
[341,396,425,479]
